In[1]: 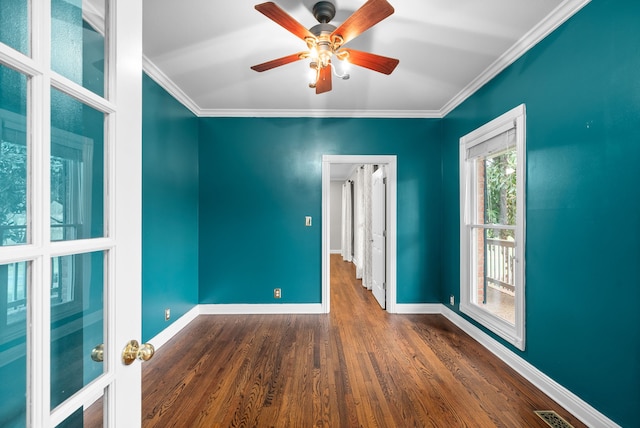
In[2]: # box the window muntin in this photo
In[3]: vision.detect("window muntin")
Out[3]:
[460,104,526,350]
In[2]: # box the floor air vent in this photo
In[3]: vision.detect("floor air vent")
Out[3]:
[534,410,575,428]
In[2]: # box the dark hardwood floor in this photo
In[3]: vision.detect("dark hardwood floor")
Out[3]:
[142,254,584,427]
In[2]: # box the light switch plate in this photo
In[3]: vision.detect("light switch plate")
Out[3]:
[305,216,312,226]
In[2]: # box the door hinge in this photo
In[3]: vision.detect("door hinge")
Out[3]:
[383,230,387,237]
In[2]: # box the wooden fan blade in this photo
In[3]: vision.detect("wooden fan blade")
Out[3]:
[316,65,332,94]
[251,52,307,72]
[330,0,394,45]
[343,49,398,75]
[255,2,315,41]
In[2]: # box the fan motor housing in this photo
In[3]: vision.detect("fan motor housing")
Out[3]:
[312,1,336,23]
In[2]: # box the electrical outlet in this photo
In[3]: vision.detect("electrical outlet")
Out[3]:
[274,288,282,299]
[449,295,455,306]
[164,308,171,321]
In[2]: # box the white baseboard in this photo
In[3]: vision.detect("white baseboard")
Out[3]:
[330,249,342,254]
[395,303,441,314]
[147,302,619,427]
[199,303,324,315]
[439,305,620,428]
[148,305,199,351]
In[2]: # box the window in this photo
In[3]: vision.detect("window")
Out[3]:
[459,104,526,350]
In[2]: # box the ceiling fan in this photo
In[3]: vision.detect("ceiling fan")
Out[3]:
[250,0,399,94]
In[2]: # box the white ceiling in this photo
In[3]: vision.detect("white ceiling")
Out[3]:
[141,0,586,118]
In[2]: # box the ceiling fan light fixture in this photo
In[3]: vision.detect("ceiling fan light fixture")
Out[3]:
[308,62,320,87]
[251,0,399,94]
[331,59,350,80]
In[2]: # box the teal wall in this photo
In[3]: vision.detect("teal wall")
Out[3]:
[441,1,640,426]
[198,117,442,305]
[142,74,199,342]
[2,0,638,425]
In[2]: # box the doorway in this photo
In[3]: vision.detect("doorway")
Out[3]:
[321,155,397,313]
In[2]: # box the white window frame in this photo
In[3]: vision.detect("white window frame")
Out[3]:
[459,104,526,350]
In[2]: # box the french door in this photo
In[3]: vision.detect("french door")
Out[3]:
[0,0,144,426]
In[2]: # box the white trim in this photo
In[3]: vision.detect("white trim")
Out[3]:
[196,108,442,119]
[459,104,526,351]
[142,55,201,116]
[138,0,589,119]
[330,249,342,254]
[322,155,397,314]
[199,304,324,315]
[148,305,200,351]
[440,306,621,428]
[395,303,441,314]
[441,0,590,116]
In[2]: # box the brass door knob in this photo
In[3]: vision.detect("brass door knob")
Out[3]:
[91,344,104,362]
[122,340,155,365]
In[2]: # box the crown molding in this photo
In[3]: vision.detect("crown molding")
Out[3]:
[142,56,440,118]
[439,0,591,117]
[142,0,590,120]
[142,55,202,116]
[196,108,442,119]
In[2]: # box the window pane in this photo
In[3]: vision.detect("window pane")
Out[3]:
[51,251,104,410]
[0,0,29,55]
[0,65,28,247]
[51,89,104,241]
[0,261,29,427]
[477,147,517,226]
[52,0,106,97]
[472,227,515,324]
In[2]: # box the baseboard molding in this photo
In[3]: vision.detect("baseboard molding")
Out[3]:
[439,305,620,428]
[148,302,618,427]
[395,303,441,314]
[148,305,200,351]
[330,249,342,254]
[199,303,324,315]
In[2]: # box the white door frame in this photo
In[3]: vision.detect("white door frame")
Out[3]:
[321,155,397,313]
[371,167,386,309]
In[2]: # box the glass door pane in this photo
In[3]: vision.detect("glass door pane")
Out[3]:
[50,89,104,242]
[52,0,106,97]
[0,261,30,428]
[0,65,28,247]
[50,251,105,409]
[0,0,29,55]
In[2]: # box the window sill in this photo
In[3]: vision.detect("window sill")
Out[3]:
[460,302,525,351]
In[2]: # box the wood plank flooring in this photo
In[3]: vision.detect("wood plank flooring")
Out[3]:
[142,254,585,427]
